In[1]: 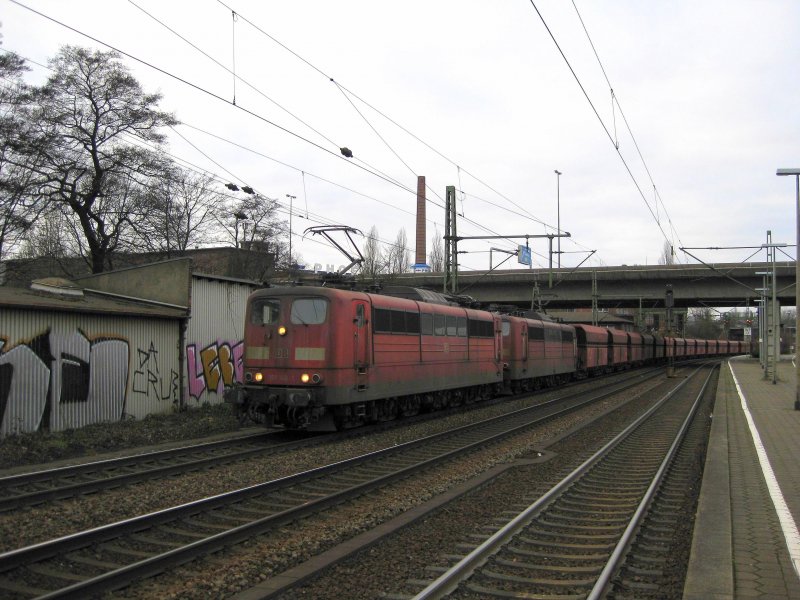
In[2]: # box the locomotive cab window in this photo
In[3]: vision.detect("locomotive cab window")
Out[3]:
[251,299,280,325]
[291,298,328,325]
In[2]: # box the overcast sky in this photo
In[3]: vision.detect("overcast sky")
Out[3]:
[2,0,799,274]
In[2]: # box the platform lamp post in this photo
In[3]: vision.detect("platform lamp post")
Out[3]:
[776,168,800,409]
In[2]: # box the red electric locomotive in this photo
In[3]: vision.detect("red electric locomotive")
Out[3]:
[226,284,744,431]
[226,286,503,431]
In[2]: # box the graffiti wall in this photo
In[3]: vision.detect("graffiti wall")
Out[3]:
[186,339,244,400]
[0,311,180,437]
[185,277,256,405]
[0,274,255,436]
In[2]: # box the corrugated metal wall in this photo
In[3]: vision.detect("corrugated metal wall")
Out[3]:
[0,310,180,437]
[185,277,258,406]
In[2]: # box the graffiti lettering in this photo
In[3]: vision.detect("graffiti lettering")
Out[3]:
[0,330,129,436]
[186,340,244,401]
[133,341,179,403]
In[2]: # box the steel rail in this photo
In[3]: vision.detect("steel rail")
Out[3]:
[0,369,664,598]
[409,364,712,599]
[0,368,662,514]
[0,432,296,512]
[587,364,717,599]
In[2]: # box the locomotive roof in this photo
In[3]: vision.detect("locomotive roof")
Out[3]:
[250,284,457,306]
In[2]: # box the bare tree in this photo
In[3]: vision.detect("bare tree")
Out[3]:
[133,168,224,256]
[17,207,75,259]
[0,51,49,260]
[359,225,383,281]
[19,46,177,273]
[428,224,444,271]
[216,193,284,250]
[685,307,723,339]
[208,192,285,279]
[385,227,411,276]
[658,240,675,265]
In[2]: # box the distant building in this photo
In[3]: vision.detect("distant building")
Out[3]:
[0,246,277,288]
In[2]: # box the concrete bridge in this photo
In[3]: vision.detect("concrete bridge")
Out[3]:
[387,262,796,310]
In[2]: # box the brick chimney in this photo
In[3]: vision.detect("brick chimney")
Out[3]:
[413,176,429,271]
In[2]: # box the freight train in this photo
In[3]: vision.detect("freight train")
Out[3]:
[224,286,744,431]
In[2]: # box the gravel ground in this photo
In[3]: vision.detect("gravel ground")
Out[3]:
[274,389,664,600]
[111,376,668,600]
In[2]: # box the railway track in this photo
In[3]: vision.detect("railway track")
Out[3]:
[0,369,664,599]
[0,431,309,513]
[395,363,716,599]
[0,368,663,515]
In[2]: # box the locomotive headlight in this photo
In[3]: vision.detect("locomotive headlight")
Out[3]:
[301,373,323,384]
[254,372,264,382]
[278,326,287,336]
[300,373,310,384]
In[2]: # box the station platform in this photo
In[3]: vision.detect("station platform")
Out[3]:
[684,357,800,599]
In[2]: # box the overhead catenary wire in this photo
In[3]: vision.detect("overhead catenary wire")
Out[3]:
[106,1,528,260]
[125,0,425,200]
[7,3,574,267]
[8,0,421,198]
[527,0,678,259]
[230,9,236,105]
[212,0,567,237]
[571,0,685,257]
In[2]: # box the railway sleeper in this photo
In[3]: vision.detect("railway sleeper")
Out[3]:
[127,533,183,549]
[0,577,52,597]
[97,543,152,559]
[158,526,208,540]
[477,569,597,586]
[506,545,607,561]
[494,557,602,574]
[515,536,614,551]
[26,564,86,582]
[622,565,665,577]
[65,554,122,571]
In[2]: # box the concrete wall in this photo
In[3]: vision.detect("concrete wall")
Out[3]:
[79,259,192,308]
